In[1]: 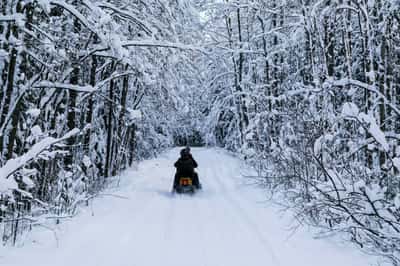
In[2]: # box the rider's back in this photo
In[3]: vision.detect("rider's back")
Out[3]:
[175,155,195,176]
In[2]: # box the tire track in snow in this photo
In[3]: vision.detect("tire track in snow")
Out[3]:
[208,151,282,266]
[163,192,176,241]
[194,165,235,266]
[193,150,276,266]
[191,193,208,266]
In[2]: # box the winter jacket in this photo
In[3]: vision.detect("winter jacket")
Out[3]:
[174,154,198,176]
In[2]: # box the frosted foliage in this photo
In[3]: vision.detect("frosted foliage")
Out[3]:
[0,0,204,246]
[0,0,399,265]
[359,113,390,152]
[393,158,400,171]
[30,126,42,137]
[342,102,359,118]
[199,0,400,264]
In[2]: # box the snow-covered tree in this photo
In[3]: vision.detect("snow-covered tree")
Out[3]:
[0,0,204,244]
[201,0,400,264]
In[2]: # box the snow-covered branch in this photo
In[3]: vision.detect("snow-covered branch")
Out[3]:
[328,78,400,116]
[0,129,80,193]
[121,40,206,52]
[49,1,98,35]
[97,3,153,35]
[32,81,95,93]
[0,14,24,22]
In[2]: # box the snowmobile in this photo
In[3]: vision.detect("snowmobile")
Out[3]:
[174,176,196,194]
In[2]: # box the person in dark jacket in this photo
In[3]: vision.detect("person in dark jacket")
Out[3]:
[173,147,201,190]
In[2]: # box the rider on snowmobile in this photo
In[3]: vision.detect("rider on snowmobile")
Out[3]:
[173,147,201,190]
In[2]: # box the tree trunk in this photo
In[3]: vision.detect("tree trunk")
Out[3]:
[105,71,115,178]
[64,67,79,167]
[84,56,97,152]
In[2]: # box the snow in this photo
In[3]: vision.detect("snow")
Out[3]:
[0,49,7,57]
[358,113,389,152]
[0,148,378,266]
[314,136,322,155]
[26,108,41,118]
[82,156,92,168]
[368,120,389,152]
[314,134,334,155]
[127,108,142,120]
[121,39,205,52]
[341,102,359,118]
[0,129,80,193]
[0,174,19,195]
[355,179,366,190]
[0,14,24,22]
[395,195,400,209]
[30,125,43,137]
[22,176,35,189]
[33,81,95,93]
[393,157,400,171]
[37,0,51,13]
[331,79,400,116]
[49,0,99,36]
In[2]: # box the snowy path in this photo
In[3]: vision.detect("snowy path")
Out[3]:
[1,148,374,266]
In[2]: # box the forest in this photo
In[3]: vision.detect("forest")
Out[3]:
[0,0,399,265]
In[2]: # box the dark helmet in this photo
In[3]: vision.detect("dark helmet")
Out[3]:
[184,146,191,153]
[180,148,189,157]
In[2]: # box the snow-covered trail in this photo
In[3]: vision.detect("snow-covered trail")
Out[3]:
[2,148,374,266]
